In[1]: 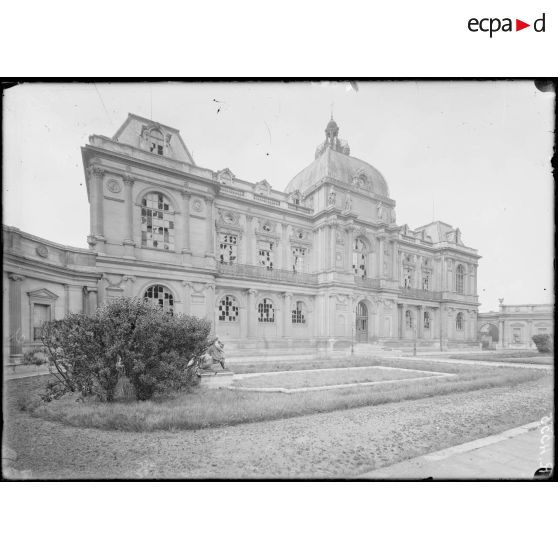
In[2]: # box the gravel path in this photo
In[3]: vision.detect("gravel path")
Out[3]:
[3,377,552,479]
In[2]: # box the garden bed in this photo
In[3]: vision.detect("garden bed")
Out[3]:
[233,366,444,390]
[8,360,550,432]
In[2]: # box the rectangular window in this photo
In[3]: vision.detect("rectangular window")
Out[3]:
[258,241,274,270]
[422,272,431,291]
[33,303,51,341]
[219,233,238,265]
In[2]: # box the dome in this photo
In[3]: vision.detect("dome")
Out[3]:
[285,146,390,198]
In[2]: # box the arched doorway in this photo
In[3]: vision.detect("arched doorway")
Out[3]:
[356,302,368,342]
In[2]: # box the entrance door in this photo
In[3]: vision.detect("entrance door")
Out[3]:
[356,302,368,342]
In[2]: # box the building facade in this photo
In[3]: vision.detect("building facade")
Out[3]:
[478,302,553,349]
[4,114,481,360]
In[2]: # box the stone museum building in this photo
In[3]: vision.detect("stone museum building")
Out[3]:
[4,114,481,360]
[478,302,553,350]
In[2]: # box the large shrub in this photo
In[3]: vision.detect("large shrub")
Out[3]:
[41,298,211,402]
[531,334,553,354]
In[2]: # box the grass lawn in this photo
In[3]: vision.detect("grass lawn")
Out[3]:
[447,351,553,365]
[234,366,437,389]
[12,359,551,432]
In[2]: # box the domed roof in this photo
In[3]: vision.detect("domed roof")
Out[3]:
[285,146,390,197]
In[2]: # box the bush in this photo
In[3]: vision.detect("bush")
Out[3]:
[41,298,211,402]
[22,349,48,366]
[532,334,553,353]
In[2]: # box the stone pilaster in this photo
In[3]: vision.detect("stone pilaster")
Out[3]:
[282,292,292,338]
[8,273,24,359]
[86,287,98,316]
[247,289,257,337]
[205,198,215,257]
[88,166,105,250]
[181,190,191,254]
[122,175,136,257]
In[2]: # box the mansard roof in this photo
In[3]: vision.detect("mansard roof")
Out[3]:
[111,113,195,165]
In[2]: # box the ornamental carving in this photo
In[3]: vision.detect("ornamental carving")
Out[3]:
[106,179,122,194]
[216,168,235,186]
[352,169,369,190]
[35,245,49,258]
[218,209,239,226]
[254,180,271,196]
[192,198,204,213]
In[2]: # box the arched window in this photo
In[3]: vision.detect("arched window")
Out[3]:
[141,192,174,250]
[144,284,174,314]
[352,238,367,278]
[424,311,431,330]
[218,295,239,322]
[258,298,275,323]
[292,301,306,324]
[149,128,164,155]
[405,310,414,329]
[456,264,465,294]
[456,312,464,331]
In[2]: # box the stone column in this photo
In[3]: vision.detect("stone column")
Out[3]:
[8,273,24,360]
[329,225,337,272]
[64,284,70,315]
[86,287,98,316]
[417,305,424,339]
[91,166,105,239]
[281,224,288,270]
[282,292,292,338]
[378,236,384,278]
[439,304,446,351]
[181,190,191,254]
[397,303,403,339]
[247,289,257,337]
[245,216,254,265]
[122,175,136,257]
[206,198,215,257]
[345,226,354,274]
[499,319,505,349]
[473,265,478,296]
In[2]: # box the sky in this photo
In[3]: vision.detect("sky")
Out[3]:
[3,81,554,312]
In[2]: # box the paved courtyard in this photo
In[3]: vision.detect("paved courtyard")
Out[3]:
[359,422,554,479]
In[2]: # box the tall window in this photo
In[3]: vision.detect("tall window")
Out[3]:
[423,311,431,330]
[219,233,238,265]
[456,264,464,294]
[292,246,306,273]
[218,295,239,322]
[422,270,431,290]
[456,312,464,331]
[141,192,174,250]
[258,298,275,323]
[405,310,414,329]
[144,284,174,314]
[258,241,274,270]
[149,129,164,155]
[292,301,306,324]
[352,238,367,278]
[33,304,51,341]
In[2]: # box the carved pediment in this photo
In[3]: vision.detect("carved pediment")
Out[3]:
[216,168,235,186]
[27,288,58,300]
[254,180,272,196]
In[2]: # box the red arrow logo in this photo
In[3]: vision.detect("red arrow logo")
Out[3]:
[516,19,530,31]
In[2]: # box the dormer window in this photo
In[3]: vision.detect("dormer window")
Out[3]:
[149,129,164,156]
